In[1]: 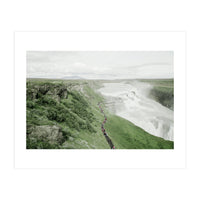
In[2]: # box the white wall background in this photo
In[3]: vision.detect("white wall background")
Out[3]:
[0,1,199,200]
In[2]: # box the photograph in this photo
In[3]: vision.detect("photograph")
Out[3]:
[26,51,174,149]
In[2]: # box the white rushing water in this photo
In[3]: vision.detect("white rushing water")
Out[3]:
[98,81,174,141]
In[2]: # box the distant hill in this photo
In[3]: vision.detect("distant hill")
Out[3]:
[62,76,84,80]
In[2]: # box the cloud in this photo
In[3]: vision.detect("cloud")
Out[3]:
[27,51,173,79]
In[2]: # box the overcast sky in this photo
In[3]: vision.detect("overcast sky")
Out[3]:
[27,51,173,79]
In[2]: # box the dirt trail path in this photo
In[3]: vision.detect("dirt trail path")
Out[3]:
[98,102,115,149]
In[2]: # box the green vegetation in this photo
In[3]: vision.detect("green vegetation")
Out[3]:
[26,137,61,149]
[26,79,109,149]
[105,115,173,149]
[26,79,174,149]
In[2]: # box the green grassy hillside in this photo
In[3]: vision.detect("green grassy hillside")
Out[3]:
[105,115,173,149]
[26,79,174,149]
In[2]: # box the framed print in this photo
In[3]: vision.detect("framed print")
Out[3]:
[14,31,186,168]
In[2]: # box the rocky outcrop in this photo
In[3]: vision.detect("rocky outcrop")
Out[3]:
[46,87,68,102]
[29,125,64,145]
[27,83,68,102]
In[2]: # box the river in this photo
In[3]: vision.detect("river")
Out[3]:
[98,80,174,141]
